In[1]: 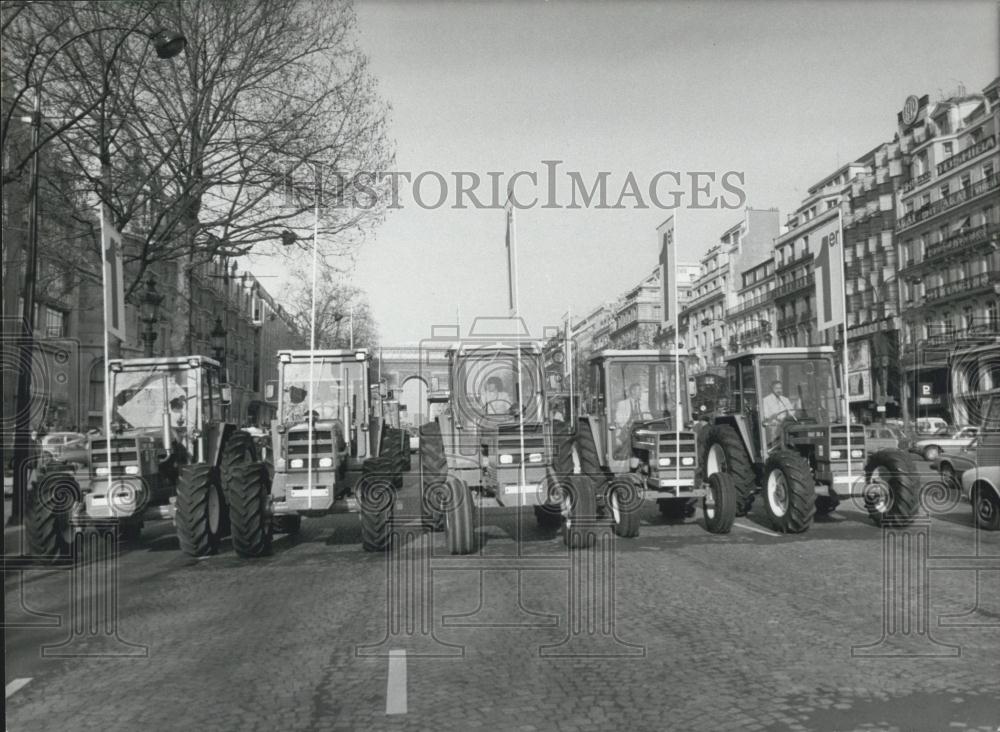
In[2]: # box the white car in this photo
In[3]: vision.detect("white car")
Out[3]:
[912,426,979,461]
[961,461,1000,531]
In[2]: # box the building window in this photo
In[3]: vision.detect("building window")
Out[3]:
[984,161,995,181]
[44,308,66,338]
[988,301,999,329]
[939,184,949,199]
[960,174,971,190]
[942,141,953,157]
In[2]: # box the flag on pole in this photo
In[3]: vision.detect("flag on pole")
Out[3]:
[657,216,677,333]
[814,219,845,332]
[505,196,516,316]
[100,204,127,342]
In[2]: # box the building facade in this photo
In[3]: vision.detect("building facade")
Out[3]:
[896,81,1000,424]
[609,267,662,350]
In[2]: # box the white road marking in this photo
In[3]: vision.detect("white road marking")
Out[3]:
[733,521,782,537]
[385,649,407,715]
[5,678,31,698]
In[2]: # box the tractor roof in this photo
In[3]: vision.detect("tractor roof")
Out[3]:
[591,349,688,362]
[278,349,369,362]
[110,355,221,370]
[725,346,835,362]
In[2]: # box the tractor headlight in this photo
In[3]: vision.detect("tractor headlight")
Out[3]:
[850,449,864,459]
[659,457,672,467]
[276,458,286,470]
[290,458,304,469]
[527,453,542,463]
[681,457,695,467]
[124,465,140,475]
[318,457,334,468]
[829,450,842,460]
[499,454,514,465]
[95,466,111,476]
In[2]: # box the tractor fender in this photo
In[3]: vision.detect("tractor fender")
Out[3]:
[713,414,757,462]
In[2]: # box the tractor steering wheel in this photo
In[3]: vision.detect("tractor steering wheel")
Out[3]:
[483,398,513,415]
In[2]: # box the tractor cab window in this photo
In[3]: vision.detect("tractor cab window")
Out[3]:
[740,361,758,415]
[453,347,543,424]
[280,361,347,426]
[111,365,197,432]
[607,361,686,428]
[201,368,218,424]
[758,358,841,425]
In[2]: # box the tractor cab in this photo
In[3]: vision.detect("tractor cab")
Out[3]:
[720,347,865,491]
[93,356,229,503]
[269,349,373,511]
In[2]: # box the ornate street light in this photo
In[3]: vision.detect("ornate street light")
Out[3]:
[139,275,164,357]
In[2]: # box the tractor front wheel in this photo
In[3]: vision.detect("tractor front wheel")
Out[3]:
[359,457,397,552]
[863,449,920,527]
[702,424,757,516]
[562,475,598,549]
[607,476,641,538]
[762,450,815,533]
[703,472,737,534]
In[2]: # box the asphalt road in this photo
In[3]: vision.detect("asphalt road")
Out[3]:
[4,464,999,732]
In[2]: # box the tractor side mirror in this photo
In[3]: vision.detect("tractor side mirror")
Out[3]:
[220,384,232,406]
[264,381,278,403]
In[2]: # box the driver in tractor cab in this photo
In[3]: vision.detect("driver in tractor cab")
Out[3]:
[762,380,800,447]
[614,383,652,458]
[481,376,513,415]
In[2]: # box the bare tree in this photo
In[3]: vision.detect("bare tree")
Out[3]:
[285,261,378,351]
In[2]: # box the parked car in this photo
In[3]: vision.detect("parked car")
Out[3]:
[915,417,950,435]
[912,426,979,461]
[865,424,910,452]
[932,439,979,490]
[39,431,90,468]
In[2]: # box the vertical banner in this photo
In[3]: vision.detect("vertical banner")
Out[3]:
[814,220,845,332]
[657,216,677,333]
[100,205,126,343]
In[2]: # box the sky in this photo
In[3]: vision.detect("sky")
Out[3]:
[249,0,998,345]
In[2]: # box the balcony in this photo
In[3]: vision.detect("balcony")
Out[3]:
[925,223,999,260]
[775,250,813,273]
[777,315,798,330]
[798,312,813,325]
[685,284,725,310]
[921,270,1000,306]
[896,173,1000,231]
[900,170,932,194]
[727,291,772,317]
[936,134,996,176]
[772,272,815,299]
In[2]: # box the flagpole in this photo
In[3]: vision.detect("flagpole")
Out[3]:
[306,167,320,506]
[839,207,851,484]
[673,214,681,487]
[506,194,527,505]
[100,205,113,481]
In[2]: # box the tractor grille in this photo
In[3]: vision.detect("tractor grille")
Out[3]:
[658,432,696,454]
[90,438,139,475]
[286,431,334,456]
[497,424,546,465]
[830,425,866,448]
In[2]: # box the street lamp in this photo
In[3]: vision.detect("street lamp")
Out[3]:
[210,317,227,367]
[10,24,186,525]
[139,274,164,357]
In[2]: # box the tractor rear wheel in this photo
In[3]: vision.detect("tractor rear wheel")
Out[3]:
[379,426,407,486]
[229,462,272,558]
[562,474,598,549]
[444,477,475,555]
[25,471,79,559]
[762,450,815,533]
[702,424,757,516]
[359,457,397,552]
[863,449,920,527]
[221,430,256,497]
[175,465,224,557]
[703,472,737,534]
[419,421,448,531]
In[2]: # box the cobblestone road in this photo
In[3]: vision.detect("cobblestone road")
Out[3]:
[4,465,999,732]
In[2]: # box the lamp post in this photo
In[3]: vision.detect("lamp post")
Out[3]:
[210,317,227,369]
[139,275,164,357]
[9,25,186,525]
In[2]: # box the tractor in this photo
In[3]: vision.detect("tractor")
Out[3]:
[417,319,573,553]
[701,347,919,533]
[570,349,738,537]
[25,356,257,558]
[238,348,406,556]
